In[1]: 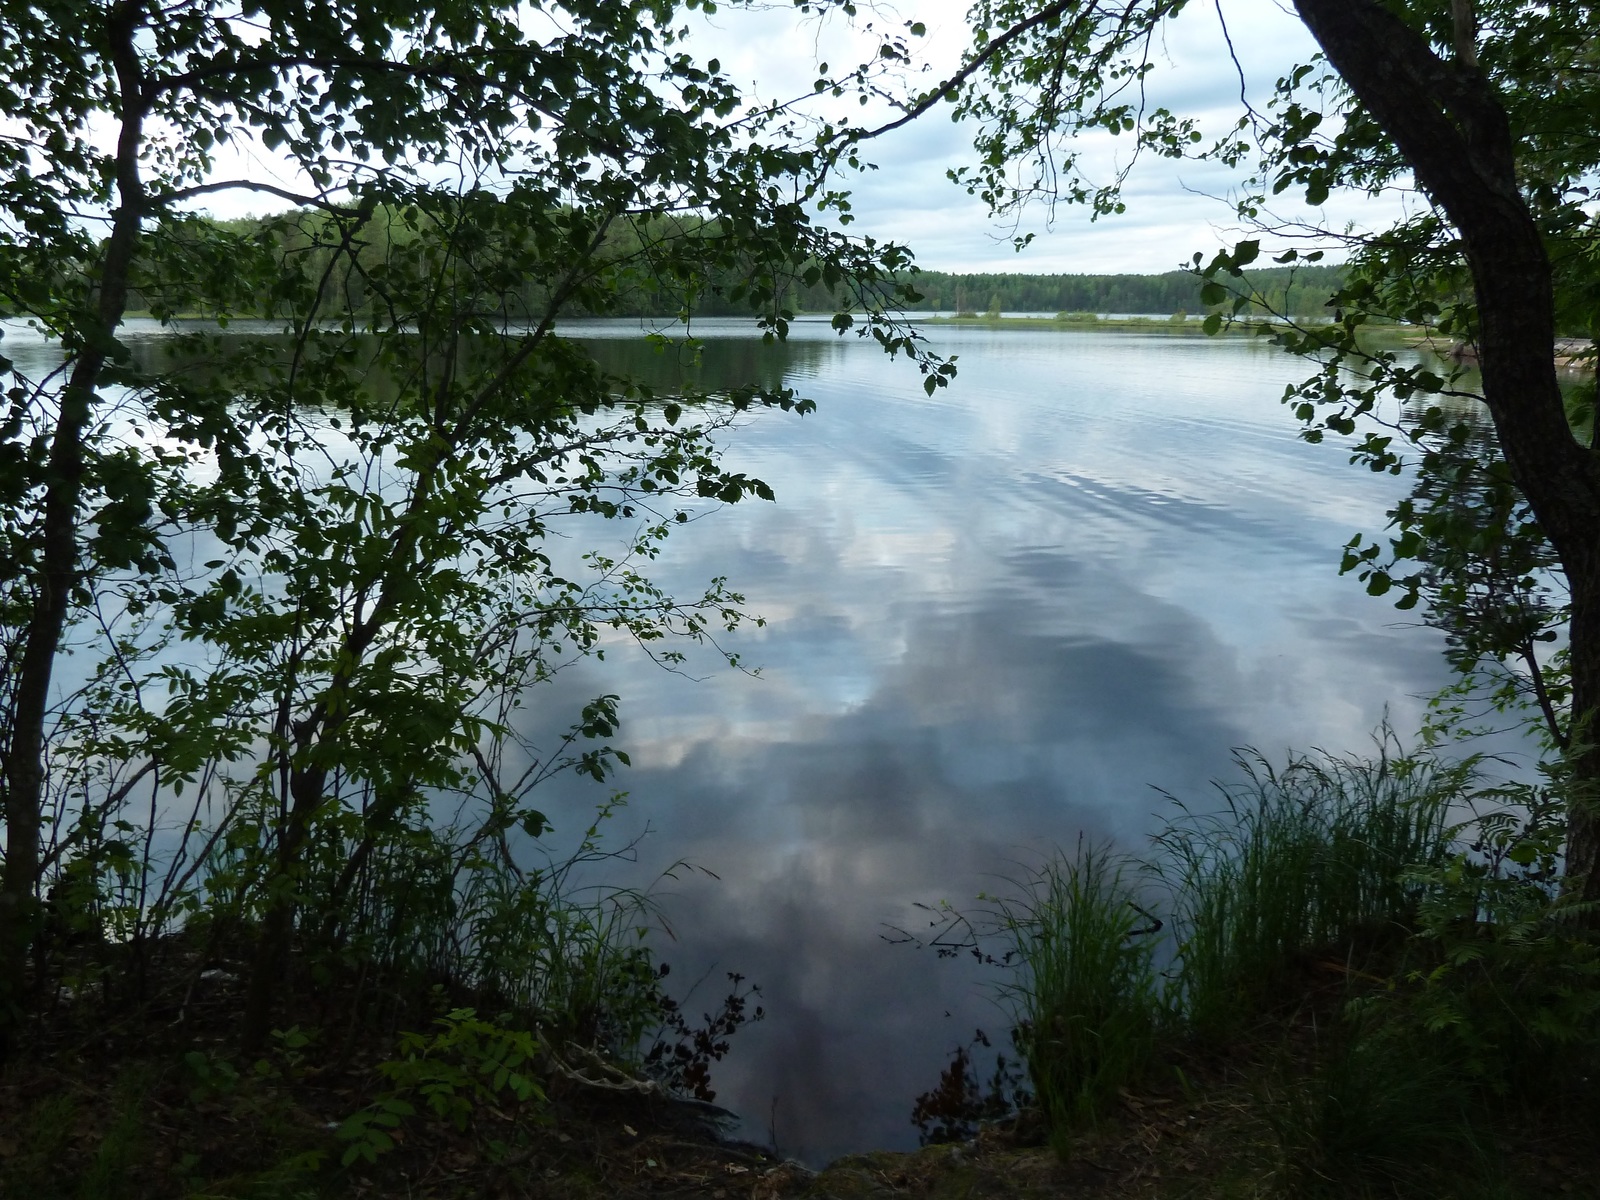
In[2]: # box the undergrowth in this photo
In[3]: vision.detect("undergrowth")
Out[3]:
[951,734,1600,1196]
[1,797,760,1199]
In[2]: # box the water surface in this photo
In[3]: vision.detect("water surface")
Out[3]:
[527,318,1460,1162]
[2,314,1463,1164]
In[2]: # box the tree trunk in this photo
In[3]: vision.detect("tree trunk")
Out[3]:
[236,431,454,1050]
[240,756,329,1052]
[1292,0,1600,904]
[0,1,148,1054]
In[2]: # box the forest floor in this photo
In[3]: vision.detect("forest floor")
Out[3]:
[3,938,1596,1200]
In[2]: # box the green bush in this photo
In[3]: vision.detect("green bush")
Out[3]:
[1383,780,1600,1102]
[338,1009,546,1166]
[997,735,1589,1172]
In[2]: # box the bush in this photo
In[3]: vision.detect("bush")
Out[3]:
[1383,780,1600,1102]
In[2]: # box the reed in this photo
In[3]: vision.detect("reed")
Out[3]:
[1156,743,1462,1039]
[995,842,1166,1147]
[999,736,1475,1150]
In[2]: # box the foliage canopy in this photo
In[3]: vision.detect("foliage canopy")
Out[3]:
[0,0,947,1051]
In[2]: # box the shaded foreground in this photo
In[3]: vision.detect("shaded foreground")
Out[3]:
[5,745,1598,1198]
[6,998,1593,1200]
[6,921,1593,1196]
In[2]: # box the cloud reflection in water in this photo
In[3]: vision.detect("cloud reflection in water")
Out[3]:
[522,322,1457,1163]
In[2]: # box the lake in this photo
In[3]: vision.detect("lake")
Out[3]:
[520,317,1466,1162]
[3,314,1467,1164]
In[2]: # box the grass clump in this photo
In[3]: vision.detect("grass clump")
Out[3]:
[985,733,1600,1195]
[1158,744,1459,1039]
[996,844,1164,1150]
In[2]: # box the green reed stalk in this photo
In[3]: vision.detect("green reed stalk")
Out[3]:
[996,843,1165,1149]
[1157,742,1464,1039]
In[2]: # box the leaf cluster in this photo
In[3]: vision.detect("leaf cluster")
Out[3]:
[0,0,949,1061]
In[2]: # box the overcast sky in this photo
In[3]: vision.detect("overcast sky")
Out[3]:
[197,0,1414,275]
[685,0,1413,274]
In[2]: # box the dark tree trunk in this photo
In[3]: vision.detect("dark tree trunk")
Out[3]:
[240,756,329,1053]
[236,430,460,1051]
[1292,0,1600,904]
[238,560,406,1051]
[0,1,148,1053]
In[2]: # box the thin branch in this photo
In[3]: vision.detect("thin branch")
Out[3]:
[850,0,1082,142]
[156,179,348,212]
[1519,639,1569,751]
[1213,0,1264,130]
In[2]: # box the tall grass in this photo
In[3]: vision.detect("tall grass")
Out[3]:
[1000,737,1475,1145]
[316,796,671,1060]
[1157,744,1463,1039]
[996,843,1165,1150]
[1263,1020,1486,1198]
[160,784,675,1072]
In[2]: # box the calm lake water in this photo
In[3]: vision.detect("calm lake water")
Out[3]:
[527,318,1465,1161]
[5,315,1466,1163]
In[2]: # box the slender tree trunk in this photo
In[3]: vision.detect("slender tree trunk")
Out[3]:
[1293,0,1600,905]
[0,1,148,1054]
[235,221,606,1049]
[240,755,329,1052]
[237,424,458,1049]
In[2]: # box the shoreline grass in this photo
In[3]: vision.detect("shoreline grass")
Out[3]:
[993,844,1165,1154]
[990,737,1598,1195]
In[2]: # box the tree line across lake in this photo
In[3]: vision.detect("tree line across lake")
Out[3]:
[14,208,1352,325]
[884,264,1349,319]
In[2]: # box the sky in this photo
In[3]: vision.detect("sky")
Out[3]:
[194,0,1415,276]
[681,0,1411,273]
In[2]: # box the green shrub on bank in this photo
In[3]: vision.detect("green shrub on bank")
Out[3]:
[10,781,738,1197]
[1383,778,1600,1102]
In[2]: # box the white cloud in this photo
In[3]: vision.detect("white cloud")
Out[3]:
[692,0,1410,273]
[189,1,1413,273]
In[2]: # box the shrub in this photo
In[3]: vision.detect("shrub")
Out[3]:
[1384,779,1600,1102]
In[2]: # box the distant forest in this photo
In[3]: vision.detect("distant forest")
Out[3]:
[893,266,1348,319]
[17,207,1347,324]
